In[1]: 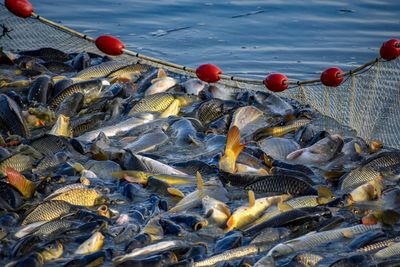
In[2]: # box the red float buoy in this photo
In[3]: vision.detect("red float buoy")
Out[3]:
[95,35,125,56]
[196,64,222,83]
[380,39,400,61]
[320,67,344,87]
[263,73,288,92]
[5,0,33,18]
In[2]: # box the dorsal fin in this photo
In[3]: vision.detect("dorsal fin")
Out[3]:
[248,190,255,207]
[196,171,204,191]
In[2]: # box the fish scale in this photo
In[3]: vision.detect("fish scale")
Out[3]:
[292,253,324,266]
[275,224,379,253]
[30,134,74,156]
[197,99,224,125]
[48,79,104,110]
[107,64,153,80]
[22,200,74,225]
[245,174,317,196]
[75,61,130,80]
[340,152,400,190]
[358,237,400,253]
[33,220,74,237]
[128,93,175,115]
[374,241,400,258]
[194,245,259,267]
[0,154,34,176]
[48,188,103,206]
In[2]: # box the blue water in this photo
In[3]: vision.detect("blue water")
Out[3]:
[34,0,399,80]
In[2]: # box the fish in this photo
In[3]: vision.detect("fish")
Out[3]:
[107,63,152,82]
[72,51,91,71]
[197,98,228,125]
[244,174,317,196]
[112,240,189,265]
[194,245,259,267]
[20,47,70,62]
[219,126,245,173]
[144,68,177,96]
[286,134,344,164]
[253,119,310,140]
[48,79,109,110]
[374,242,400,258]
[30,134,75,156]
[37,239,64,261]
[0,94,30,138]
[169,172,228,212]
[230,105,270,138]
[56,92,84,117]
[348,175,384,203]
[75,115,153,142]
[202,195,231,227]
[182,78,207,95]
[128,93,175,115]
[225,191,291,231]
[169,118,199,145]
[22,200,75,225]
[74,61,129,80]
[123,130,169,154]
[75,231,105,255]
[340,151,400,190]
[112,170,196,185]
[5,167,36,199]
[124,153,188,176]
[258,137,300,162]
[266,224,379,258]
[27,75,52,104]
[49,114,73,138]
[47,187,105,206]
[0,152,36,176]
[253,91,294,116]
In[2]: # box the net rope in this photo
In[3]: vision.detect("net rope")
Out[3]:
[0,4,399,148]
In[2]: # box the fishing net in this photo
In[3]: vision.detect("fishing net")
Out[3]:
[1,4,399,148]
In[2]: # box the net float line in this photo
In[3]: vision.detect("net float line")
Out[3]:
[4,0,400,92]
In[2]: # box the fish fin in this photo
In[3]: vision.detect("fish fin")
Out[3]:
[286,149,305,160]
[223,125,245,160]
[157,68,167,78]
[188,135,201,146]
[263,154,273,168]
[369,140,383,153]
[196,171,204,191]
[248,190,255,207]
[277,202,293,211]
[218,204,231,217]
[354,143,363,154]
[167,187,185,198]
[317,186,334,200]
[5,167,36,199]
[342,229,354,238]
[225,216,235,231]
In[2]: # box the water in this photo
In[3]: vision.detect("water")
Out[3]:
[30,1,400,80]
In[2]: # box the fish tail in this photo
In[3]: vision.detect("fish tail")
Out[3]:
[5,167,35,199]
[225,126,245,161]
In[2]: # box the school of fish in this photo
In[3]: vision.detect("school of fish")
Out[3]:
[0,47,400,266]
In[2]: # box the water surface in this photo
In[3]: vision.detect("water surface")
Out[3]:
[34,0,400,79]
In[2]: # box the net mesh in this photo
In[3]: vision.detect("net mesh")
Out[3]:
[1,5,399,148]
